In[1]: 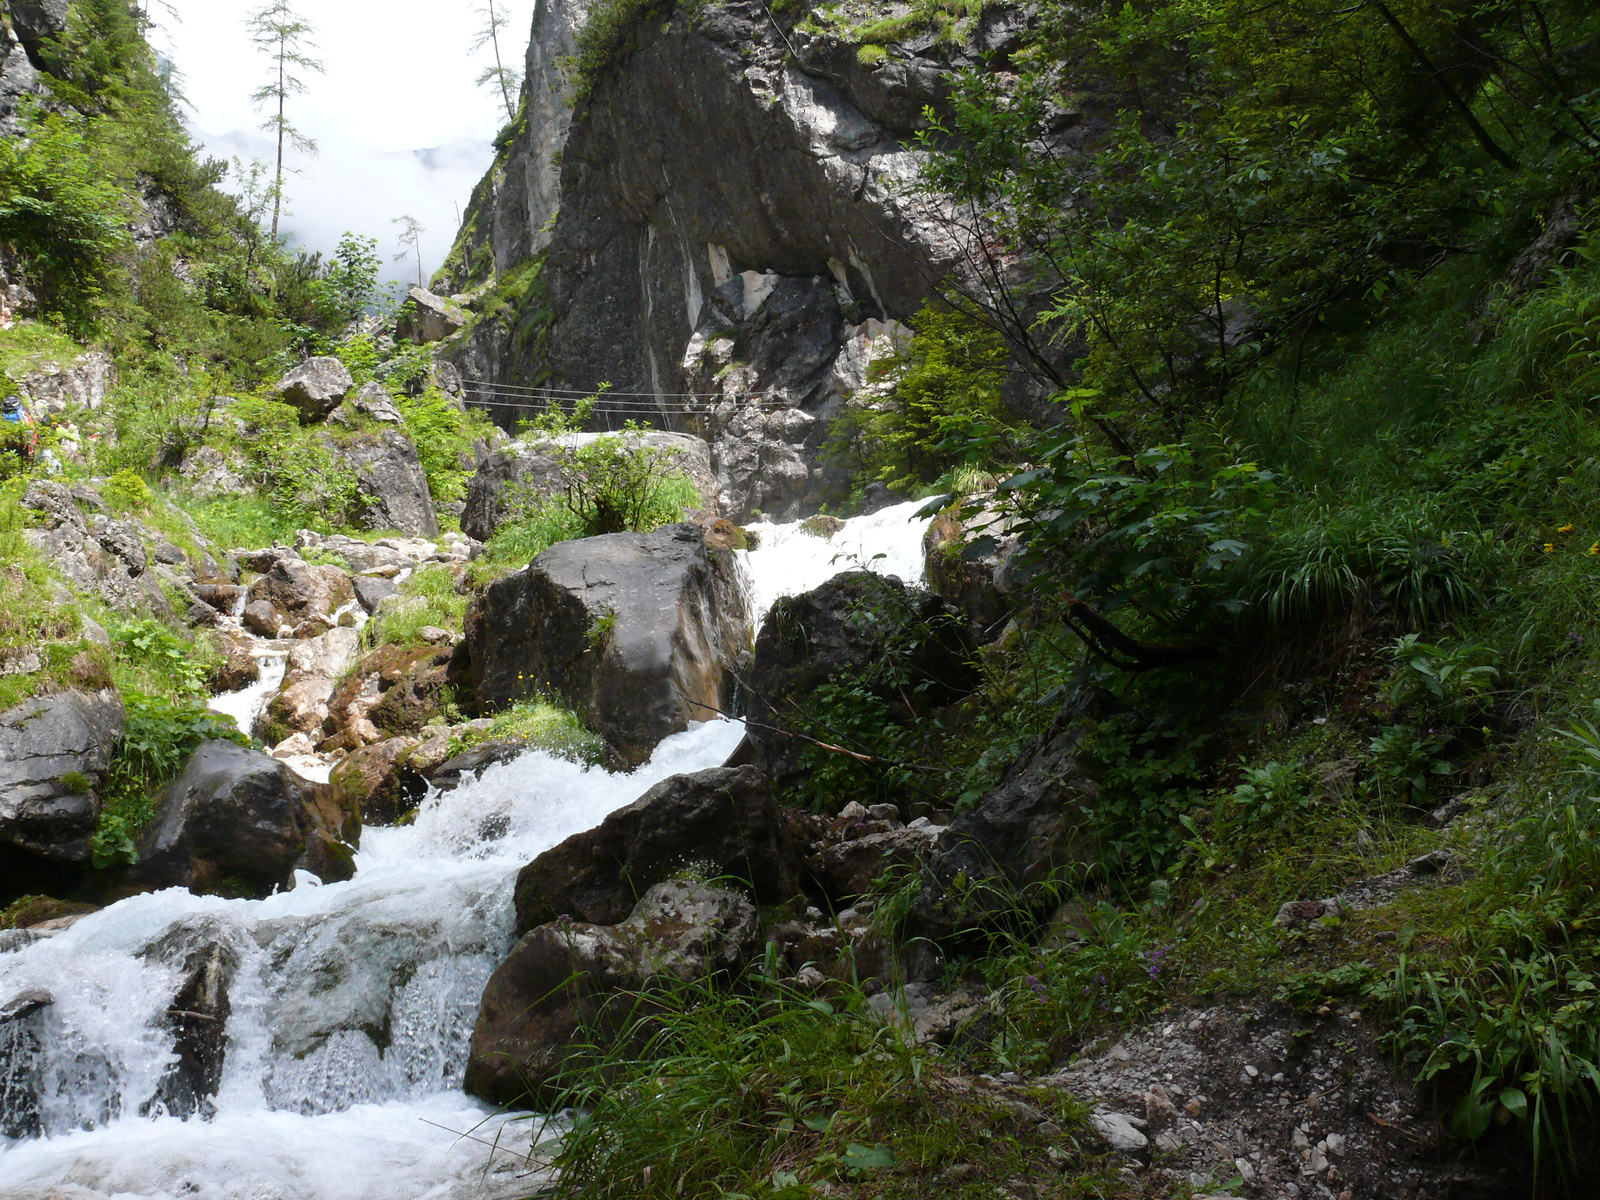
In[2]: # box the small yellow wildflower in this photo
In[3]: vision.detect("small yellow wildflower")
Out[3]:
[1544,543,1556,553]
[1590,543,1599,556]
[1559,523,1576,534]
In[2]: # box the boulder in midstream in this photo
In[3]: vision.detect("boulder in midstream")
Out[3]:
[465,523,751,764]
[465,880,759,1106]
[460,430,716,543]
[115,739,360,898]
[744,571,978,791]
[512,764,801,933]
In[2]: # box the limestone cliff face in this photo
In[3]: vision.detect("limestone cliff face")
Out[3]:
[445,0,1033,519]
[444,0,594,279]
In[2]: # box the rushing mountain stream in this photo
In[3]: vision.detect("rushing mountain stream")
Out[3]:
[0,501,932,1200]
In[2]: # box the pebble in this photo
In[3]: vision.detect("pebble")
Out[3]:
[1090,1111,1149,1152]
[1244,1065,1259,1078]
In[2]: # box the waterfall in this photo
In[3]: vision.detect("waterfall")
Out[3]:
[0,501,934,1200]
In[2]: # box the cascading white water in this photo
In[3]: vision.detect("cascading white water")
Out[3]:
[0,502,933,1200]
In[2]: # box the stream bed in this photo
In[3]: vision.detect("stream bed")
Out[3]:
[0,500,933,1200]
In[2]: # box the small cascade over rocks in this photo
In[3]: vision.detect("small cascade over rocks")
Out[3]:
[0,501,934,1200]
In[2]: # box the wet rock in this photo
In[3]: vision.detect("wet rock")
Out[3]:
[323,643,452,748]
[242,598,287,638]
[0,897,97,929]
[0,689,125,864]
[265,627,363,738]
[746,571,978,789]
[514,765,799,933]
[0,984,50,1139]
[461,431,716,543]
[275,357,353,423]
[193,581,245,615]
[141,938,235,1120]
[329,736,426,825]
[428,738,527,791]
[466,524,750,763]
[914,714,1099,937]
[394,287,467,344]
[332,428,440,538]
[466,881,759,1105]
[352,574,397,612]
[121,739,359,897]
[922,501,1021,642]
[208,633,260,693]
[247,557,354,628]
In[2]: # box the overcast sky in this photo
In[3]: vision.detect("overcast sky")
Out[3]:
[154,0,537,287]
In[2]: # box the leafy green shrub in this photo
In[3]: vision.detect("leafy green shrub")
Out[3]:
[182,493,301,550]
[474,433,701,580]
[101,468,152,512]
[92,693,247,866]
[1384,634,1498,715]
[111,617,214,700]
[227,395,360,531]
[1365,725,1453,809]
[397,386,489,506]
[999,438,1278,631]
[826,303,1019,495]
[0,106,129,328]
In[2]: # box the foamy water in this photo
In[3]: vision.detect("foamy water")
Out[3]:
[0,502,933,1199]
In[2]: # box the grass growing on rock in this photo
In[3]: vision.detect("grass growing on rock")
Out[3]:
[538,972,1140,1200]
[365,565,468,650]
[455,696,608,766]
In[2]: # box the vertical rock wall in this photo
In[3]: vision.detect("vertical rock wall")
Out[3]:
[444,0,1037,518]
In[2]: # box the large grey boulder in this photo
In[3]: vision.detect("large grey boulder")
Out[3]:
[465,523,751,763]
[0,689,124,864]
[333,428,440,538]
[745,572,978,789]
[465,880,759,1105]
[394,288,467,344]
[121,739,360,898]
[912,716,1101,938]
[461,430,717,543]
[17,350,116,415]
[512,764,800,934]
[275,357,353,423]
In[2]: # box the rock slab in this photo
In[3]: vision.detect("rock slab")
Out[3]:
[0,689,125,864]
[466,523,751,763]
[465,880,759,1105]
[125,740,360,897]
[513,764,798,933]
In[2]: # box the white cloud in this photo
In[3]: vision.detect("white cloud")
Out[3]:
[155,0,536,282]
